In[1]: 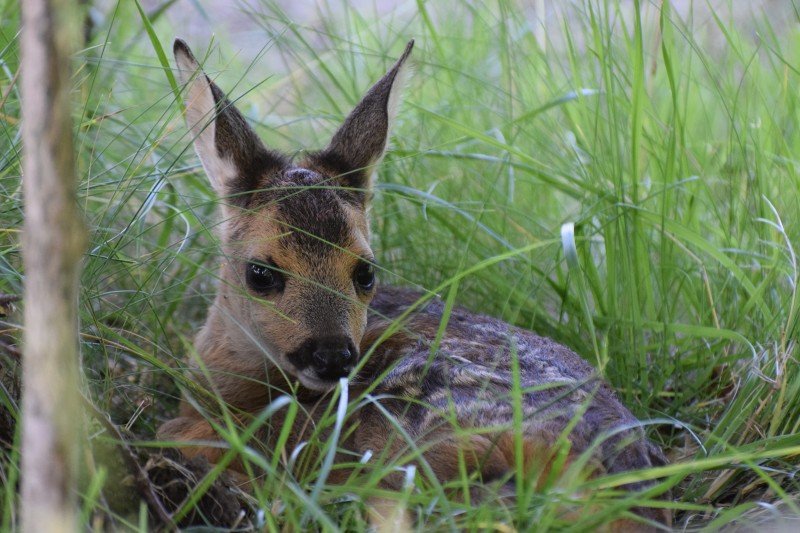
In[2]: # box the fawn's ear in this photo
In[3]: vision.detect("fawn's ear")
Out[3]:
[173,39,285,200]
[310,40,414,204]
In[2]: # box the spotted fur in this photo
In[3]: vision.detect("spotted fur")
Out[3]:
[160,39,671,529]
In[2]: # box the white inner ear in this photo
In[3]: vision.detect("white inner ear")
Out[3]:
[365,61,411,185]
[386,61,411,135]
[175,54,237,194]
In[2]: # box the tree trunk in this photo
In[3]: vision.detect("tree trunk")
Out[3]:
[19,1,85,532]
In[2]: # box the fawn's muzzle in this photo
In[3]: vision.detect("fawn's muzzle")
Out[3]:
[292,336,356,381]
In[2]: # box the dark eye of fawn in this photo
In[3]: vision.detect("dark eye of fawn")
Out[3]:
[354,261,375,291]
[246,262,284,293]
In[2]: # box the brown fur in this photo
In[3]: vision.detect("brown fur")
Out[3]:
[161,39,671,529]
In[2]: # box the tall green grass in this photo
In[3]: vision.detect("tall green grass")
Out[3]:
[2,0,800,529]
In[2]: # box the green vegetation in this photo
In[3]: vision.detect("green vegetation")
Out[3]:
[2,0,800,529]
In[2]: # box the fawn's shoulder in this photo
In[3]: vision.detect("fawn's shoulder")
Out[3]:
[367,286,596,374]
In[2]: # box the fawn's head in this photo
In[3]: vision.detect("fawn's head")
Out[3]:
[174,39,412,392]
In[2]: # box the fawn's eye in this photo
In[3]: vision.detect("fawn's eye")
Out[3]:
[246,262,284,294]
[353,261,376,292]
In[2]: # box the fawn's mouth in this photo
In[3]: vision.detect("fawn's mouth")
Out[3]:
[296,368,350,392]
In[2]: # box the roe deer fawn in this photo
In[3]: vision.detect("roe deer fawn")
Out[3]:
[159,39,671,529]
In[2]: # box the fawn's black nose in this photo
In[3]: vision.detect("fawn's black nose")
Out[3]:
[292,336,355,381]
[311,337,355,380]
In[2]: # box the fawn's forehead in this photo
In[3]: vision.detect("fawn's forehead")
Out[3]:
[229,167,369,256]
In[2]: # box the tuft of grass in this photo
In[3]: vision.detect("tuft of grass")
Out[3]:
[2,0,800,529]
